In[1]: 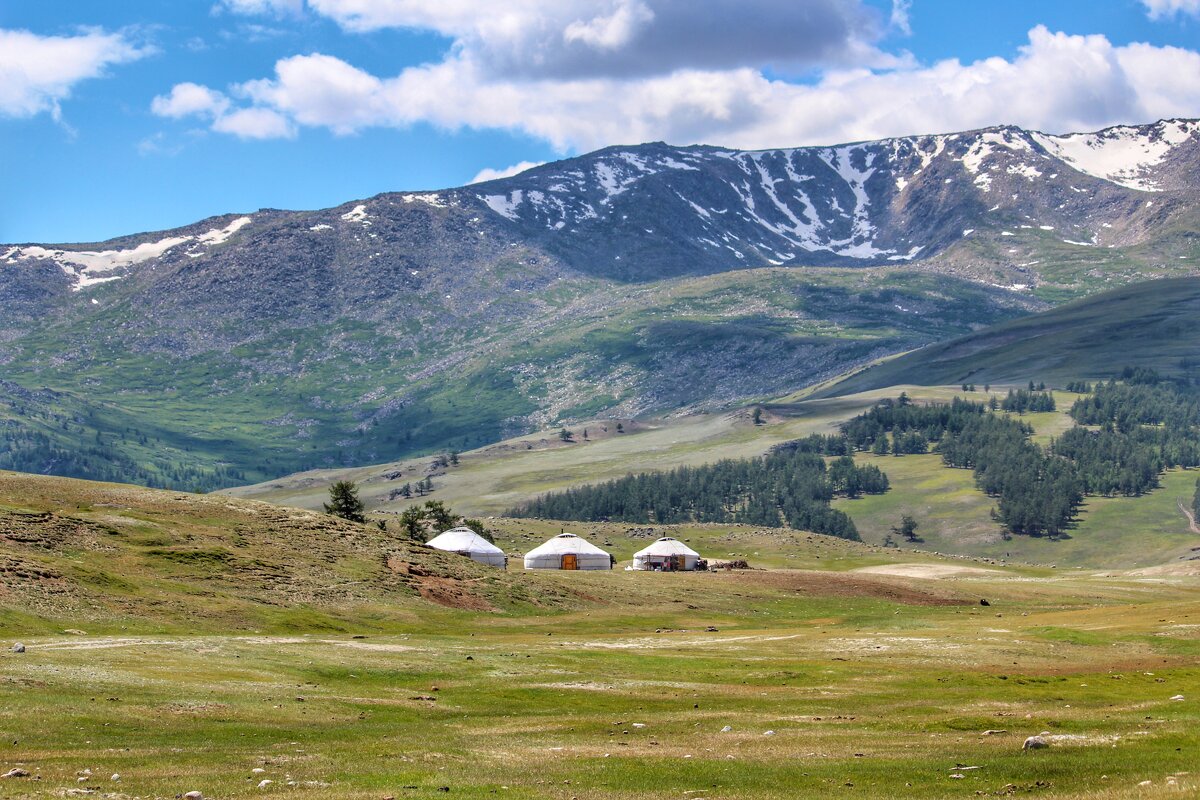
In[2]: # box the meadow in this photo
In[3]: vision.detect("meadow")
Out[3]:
[2,472,1199,799]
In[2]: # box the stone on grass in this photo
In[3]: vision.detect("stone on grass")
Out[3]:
[720,725,732,733]
[1023,736,1048,750]
[1170,694,1184,701]
[11,644,24,653]
[982,729,1007,735]
[258,779,273,789]
[183,791,204,800]
[2,768,30,778]
[111,774,120,782]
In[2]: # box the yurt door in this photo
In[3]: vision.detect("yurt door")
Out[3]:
[561,553,578,570]
[674,555,686,571]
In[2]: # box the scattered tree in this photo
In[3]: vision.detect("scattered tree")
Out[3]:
[891,514,920,542]
[324,480,366,523]
[752,408,765,425]
[559,428,574,442]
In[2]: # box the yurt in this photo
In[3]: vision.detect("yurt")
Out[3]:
[523,533,612,571]
[426,527,507,568]
[632,537,701,571]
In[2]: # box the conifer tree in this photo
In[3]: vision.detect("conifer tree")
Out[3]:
[324,480,366,523]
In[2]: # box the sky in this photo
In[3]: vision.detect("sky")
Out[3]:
[2,0,1199,243]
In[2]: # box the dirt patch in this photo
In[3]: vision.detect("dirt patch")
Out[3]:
[853,563,1005,579]
[721,569,967,606]
[414,576,498,612]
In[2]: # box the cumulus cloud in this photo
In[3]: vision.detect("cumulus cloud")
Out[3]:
[160,25,1200,151]
[260,0,903,78]
[1141,0,1200,18]
[470,161,547,183]
[212,106,296,138]
[151,82,294,140]
[151,82,230,118]
[0,27,149,119]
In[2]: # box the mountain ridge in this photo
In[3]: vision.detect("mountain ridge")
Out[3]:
[1,118,1198,491]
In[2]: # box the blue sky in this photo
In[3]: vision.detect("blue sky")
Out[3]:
[1,0,1198,243]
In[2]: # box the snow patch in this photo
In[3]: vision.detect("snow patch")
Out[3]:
[402,193,448,208]
[309,223,333,232]
[1032,120,1199,192]
[196,216,252,246]
[340,204,370,223]
[481,191,523,221]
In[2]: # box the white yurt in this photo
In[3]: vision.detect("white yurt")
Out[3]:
[523,533,612,571]
[632,537,701,571]
[426,527,507,568]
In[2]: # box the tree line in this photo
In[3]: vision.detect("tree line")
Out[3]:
[507,446,888,540]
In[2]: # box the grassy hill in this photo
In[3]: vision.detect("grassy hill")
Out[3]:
[228,382,1200,570]
[818,277,1200,397]
[1,474,1199,798]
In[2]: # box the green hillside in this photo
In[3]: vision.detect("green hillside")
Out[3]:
[818,277,1200,397]
[2,472,1200,799]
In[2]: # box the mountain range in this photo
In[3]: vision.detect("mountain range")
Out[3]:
[2,118,1198,490]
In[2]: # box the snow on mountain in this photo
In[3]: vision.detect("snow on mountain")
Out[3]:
[1031,119,1200,192]
[3,216,254,291]
[3,118,1198,293]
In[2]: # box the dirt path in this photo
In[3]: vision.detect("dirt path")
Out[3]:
[1178,500,1200,534]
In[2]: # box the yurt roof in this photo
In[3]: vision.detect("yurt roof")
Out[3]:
[426,527,504,555]
[634,536,700,557]
[525,532,610,557]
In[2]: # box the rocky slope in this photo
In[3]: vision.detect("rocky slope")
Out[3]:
[1,119,1197,490]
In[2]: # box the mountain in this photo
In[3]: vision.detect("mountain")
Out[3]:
[818,276,1200,397]
[1,119,1198,490]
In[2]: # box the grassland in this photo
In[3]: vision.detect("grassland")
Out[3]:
[819,277,1200,397]
[1,474,1199,799]
[229,383,1200,571]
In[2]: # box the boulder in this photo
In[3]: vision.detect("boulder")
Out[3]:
[10,644,24,653]
[1023,736,1048,750]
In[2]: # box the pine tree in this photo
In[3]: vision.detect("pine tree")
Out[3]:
[324,480,366,523]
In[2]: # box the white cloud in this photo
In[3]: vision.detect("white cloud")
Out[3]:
[151,82,230,118]
[152,81,294,140]
[1141,0,1200,18]
[0,27,149,119]
[470,161,547,183]
[172,26,1200,151]
[211,106,296,139]
[281,0,901,77]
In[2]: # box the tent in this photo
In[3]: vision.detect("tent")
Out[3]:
[426,527,507,568]
[523,533,612,570]
[632,537,702,571]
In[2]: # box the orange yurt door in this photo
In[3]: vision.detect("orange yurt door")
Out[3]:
[561,553,578,570]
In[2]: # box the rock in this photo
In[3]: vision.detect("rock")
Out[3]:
[252,768,266,774]
[982,729,1007,735]
[2,768,30,778]
[1170,694,1185,701]
[980,599,990,606]
[10,644,24,653]
[183,792,204,799]
[258,779,273,789]
[1023,736,1048,750]
[111,774,120,782]
[720,725,732,733]
[763,730,776,736]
